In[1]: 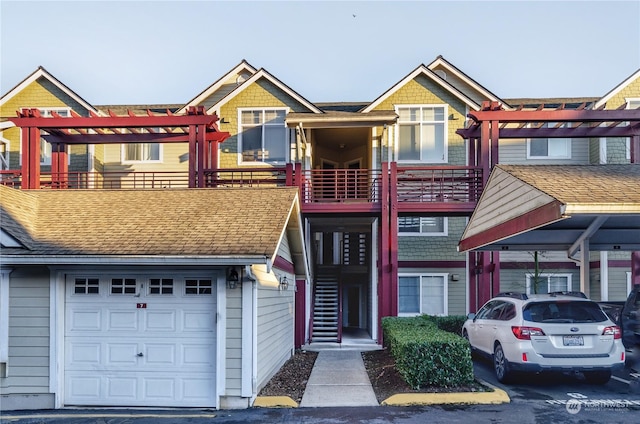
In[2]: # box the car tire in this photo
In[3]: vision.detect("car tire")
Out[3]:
[583,370,611,385]
[493,343,514,383]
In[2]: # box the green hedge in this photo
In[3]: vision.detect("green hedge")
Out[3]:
[382,316,474,389]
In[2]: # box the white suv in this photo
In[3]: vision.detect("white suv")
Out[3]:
[462,292,625,384]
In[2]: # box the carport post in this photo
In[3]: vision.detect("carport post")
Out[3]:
[579,238,590,298]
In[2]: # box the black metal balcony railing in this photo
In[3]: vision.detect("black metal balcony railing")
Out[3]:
[1,166,483,207]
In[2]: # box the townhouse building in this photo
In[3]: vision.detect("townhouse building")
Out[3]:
[1,56,639,410]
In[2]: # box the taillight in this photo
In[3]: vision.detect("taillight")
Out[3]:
[512,326,545,340]
[602,326,621,339]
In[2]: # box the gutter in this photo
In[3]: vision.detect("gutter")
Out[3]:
[0,255,272,266]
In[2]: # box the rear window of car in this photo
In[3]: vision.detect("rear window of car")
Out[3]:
[523,301,608,323]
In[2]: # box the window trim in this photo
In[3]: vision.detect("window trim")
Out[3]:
[398,273,448,317]
[525,273,572,294]
[526,122,571,159]
[398,216,448,237]
[395,104,449,164]
[237,107,290,165]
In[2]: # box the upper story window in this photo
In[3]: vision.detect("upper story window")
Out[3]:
[398,216,447,236]
[396,105,447,163]
[39,108,71,165]
[122,143,161,163]
[239,108,288,164]
[527,122,571,159]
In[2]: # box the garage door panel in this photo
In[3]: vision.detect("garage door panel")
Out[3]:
[65,276,217,407]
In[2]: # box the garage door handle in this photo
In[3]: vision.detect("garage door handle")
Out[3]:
[137,352,144,357]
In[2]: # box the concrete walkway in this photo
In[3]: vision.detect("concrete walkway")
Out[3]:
[299,350,378,407]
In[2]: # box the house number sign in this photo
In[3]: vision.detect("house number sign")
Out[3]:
[136,303,147,309]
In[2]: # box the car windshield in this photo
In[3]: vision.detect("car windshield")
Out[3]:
[523,301,608,323]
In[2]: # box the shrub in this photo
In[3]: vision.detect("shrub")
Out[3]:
[382,316,474,389]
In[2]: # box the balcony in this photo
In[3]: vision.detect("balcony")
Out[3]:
[1,165,482,214]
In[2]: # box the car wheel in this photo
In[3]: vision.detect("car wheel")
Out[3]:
[584,370,611,385]
[493,343,514,383]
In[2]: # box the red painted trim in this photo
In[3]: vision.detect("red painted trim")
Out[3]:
[481,122,490,187]
[273,256,295,274]
[501,261,579,269]
[294,279,306,348]
[490,121,499,168]
[469,252,477,311]
[458,200,565,252]
[43,132,229,144]
[470,108,640,122]
[398,261,466,268]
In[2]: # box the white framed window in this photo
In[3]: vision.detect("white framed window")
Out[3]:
[238,108,289,164]
[110,277,137,295]
[396,105,448,163]
[0,133,10,170]
[398,273,448,316]
[73,277,100,294]
[122,143,162,163]
[398,216,447,236]
[185,278,213,295]
[527,122,571,159]
[526,273,572,294]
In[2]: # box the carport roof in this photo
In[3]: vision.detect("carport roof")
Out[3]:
[458,165,640,253]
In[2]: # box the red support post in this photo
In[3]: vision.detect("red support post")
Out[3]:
[490,120,499,168]
[491,251,500,298]
[468,252,478,312]
[632,252,640,286]
[21,125,41,189]
[379,162,391,336]
[480,122,490,186]
[188,124,197,188]
[197,124,206,188]
[631,135,640,164]
[389,162,399,316]
[294,279,307,348]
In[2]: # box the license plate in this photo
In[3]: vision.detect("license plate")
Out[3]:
[563,335,584,346]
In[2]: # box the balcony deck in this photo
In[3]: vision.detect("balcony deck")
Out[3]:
[0,165,482,214]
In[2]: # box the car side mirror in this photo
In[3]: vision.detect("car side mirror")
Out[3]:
[467,313,476,321]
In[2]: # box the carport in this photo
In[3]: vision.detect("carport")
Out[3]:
[458,164,640,298]
[456,101,640,308]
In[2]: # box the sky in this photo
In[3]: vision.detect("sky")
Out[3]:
[1,0,639,106]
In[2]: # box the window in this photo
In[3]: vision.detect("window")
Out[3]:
[74,277,99,294]
[398,274,447,316]
[239,108,288,164]
[185,279,212,295]
[398,216,447,236]
[527,122,571,159]
[122,143,161,162]
[526,273,572,294]
[396,105,447,163]
[149,278,173,295]
[111,278,137,295]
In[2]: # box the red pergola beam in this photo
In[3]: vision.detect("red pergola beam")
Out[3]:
[42,132,230,144]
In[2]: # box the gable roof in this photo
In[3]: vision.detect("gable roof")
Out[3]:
[0,186,303,265]
[0,66,98,113]
[209,67,322,114]
[458,165,640,253]
[176,60,258,114]
[362,63,483,113]
[594,68,640,109]
[427,55,508,107]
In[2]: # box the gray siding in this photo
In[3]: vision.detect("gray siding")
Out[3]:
[225,287,243,396]
[398,217,467,261]
[256,279,294,391]
[606,137,630,164]
[0,266,50,395]
[498,138,589,164]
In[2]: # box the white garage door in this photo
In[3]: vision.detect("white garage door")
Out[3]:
[64,275,217,407]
